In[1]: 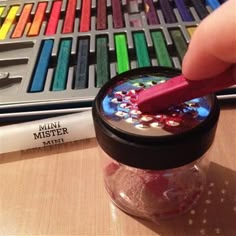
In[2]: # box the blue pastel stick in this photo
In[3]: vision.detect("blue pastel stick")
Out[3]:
[206,0,220,9]
[174,0,193,21]
[30,39,53,92]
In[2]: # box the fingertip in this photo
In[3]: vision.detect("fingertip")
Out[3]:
[182,0,236,81]
[182,51,192,78]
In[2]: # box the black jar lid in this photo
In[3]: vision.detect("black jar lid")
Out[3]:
[92,67,220,170]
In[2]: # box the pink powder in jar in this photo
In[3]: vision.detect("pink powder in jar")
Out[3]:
[92,67,220,221]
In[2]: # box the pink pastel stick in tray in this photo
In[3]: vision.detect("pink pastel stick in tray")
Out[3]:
[137,68,236,113]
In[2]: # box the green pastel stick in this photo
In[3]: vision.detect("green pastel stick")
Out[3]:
[151,31,172,67]
[170,29,187,61]
[115,34,130,74]
[133,32,151,67]
[52,39,72,91]
[96,36,109,87]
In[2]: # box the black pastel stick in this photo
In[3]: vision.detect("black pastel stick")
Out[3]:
[74,38,89,89]
[190,0,209,19]
[159,0,176,23]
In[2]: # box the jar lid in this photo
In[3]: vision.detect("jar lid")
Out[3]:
[92,67,220,170]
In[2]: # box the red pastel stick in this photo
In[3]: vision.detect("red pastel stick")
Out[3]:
[80,0,91,32]
[137,68,236,113]
[45,0,62,35]
[62,0,76,33]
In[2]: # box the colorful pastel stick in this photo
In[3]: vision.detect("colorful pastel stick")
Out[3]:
[133,32,151,67]
[174,0,193,21]
[96,37,109,87]
[190,0,209,19]
[0,6,19,40]
[74,38,89,89]
[115,34,130,74]
[12,4,33,38]
[170,29,187,61]
[206,0,220,9]
[137,68,236,113]
[45,0,62,35]
[30,40,53,92]
[62,0,76,33]
[80,0,91,32]
[151,31,172,67]
[24,22,31,35]
[97,0,107,30]
[143,0,159,25]
[111,0,124,28]
[187,27,197,37]
[28,2,47,36]
[52,39,72,91]
[159,0,176,23]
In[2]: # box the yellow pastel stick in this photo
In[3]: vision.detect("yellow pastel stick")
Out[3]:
[0,6,19,40]
[187,27,197,37]
[0,6,5,17]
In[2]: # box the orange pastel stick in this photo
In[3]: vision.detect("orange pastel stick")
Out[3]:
[24,22,31,35]
[28,2,47,36]
[12,4,33,38]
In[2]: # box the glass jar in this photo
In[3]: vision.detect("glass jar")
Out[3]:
[92,67,220,221]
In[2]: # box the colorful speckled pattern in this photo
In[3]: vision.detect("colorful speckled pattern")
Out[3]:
[101,74,212,136]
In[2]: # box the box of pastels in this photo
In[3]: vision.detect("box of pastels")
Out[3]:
[0,0,235,122]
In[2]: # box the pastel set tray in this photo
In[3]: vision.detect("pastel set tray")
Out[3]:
[0,0,234,122]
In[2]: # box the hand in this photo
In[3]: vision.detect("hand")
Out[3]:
[182,0,236,81]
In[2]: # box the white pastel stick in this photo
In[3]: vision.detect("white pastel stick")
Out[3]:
[0,110,95,154]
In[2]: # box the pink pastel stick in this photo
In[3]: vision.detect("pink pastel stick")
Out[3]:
[137,68,236,113]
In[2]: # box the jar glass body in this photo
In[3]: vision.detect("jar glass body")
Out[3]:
[93,67,219,222]
[99,147,210,221]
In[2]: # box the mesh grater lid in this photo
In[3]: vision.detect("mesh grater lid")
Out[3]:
[92,67,220,170]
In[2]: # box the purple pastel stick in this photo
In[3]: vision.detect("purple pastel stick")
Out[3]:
[159,0,176,23]
[143,0,159,25]
[111,0,124,28]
